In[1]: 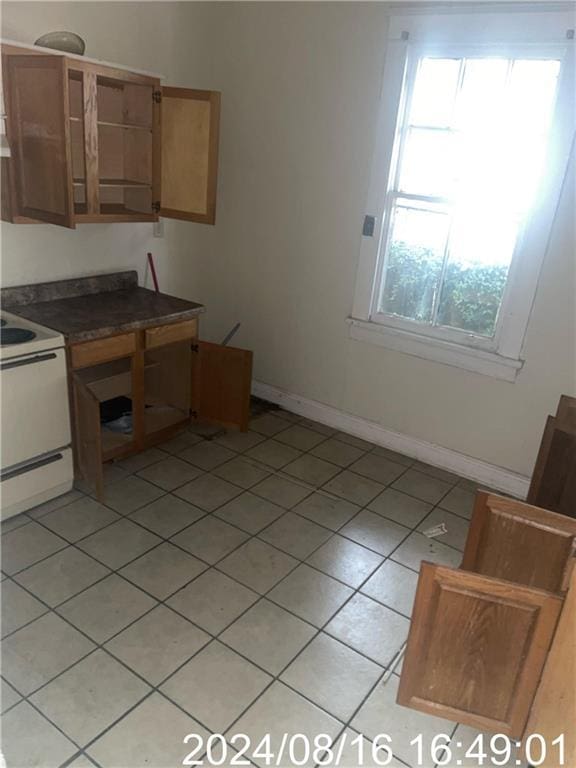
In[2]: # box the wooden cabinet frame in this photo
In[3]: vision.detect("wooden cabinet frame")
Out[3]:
[1,41,220,227]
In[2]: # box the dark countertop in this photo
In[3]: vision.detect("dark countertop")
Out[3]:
[2,271,205,343]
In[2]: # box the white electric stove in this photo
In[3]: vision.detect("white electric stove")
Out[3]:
[0,309,73,520]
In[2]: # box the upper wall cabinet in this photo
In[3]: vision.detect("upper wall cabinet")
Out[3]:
[1,43,220,227]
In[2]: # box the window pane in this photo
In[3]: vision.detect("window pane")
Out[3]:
[501,59,561,210]
[399,128,455,197]
[381,54,562,340]
[507,59,561,136]
[455,58,509,131]
[379,204,449,323]
[453,58,561,214]
[435,204,518,337]
[409,58,461,127]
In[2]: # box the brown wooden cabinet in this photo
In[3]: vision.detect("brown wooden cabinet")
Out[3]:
[398,492,576,740]
[1,41,220,226]
[69,319,252,498]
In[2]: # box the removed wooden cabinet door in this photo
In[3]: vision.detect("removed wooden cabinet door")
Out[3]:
[398,492,575,739]
[462,492,576,593]
[397,562,562,738]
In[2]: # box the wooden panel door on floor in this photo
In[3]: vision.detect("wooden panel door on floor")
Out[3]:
[160,88,220,223]
[397,562,562,738]
[191,341,252,431]
[462,492,576,594]
[5,55,74,227]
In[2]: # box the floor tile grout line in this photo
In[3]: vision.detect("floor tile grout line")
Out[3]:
[5,490,360,634]
[4,481,413,745]
[11,691,86,754]
[161,471,438,745]
[3,458,463,648]
[4,441,466,647]
[0,431,416,616]
[267,408,488,497]
[3,414,463,576]
[193,531,422,767]
[2,517,459,753]
[5,483,400,705]
[0,411,477,540]
[126,418,457,519]
[9,450,388,576]
[2,408,471,764]
[9,580,367,765]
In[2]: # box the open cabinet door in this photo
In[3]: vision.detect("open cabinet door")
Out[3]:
[72,374,104,499]
[191,341,252,431]
[397,562,562,738]
[5,55,75,227]
[160,87,220,224]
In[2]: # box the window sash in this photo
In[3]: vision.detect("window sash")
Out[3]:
[369,42,569,353]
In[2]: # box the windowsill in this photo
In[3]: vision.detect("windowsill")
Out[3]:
[347,317,524,382]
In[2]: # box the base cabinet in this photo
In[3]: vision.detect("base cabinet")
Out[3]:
[69,320,252,497]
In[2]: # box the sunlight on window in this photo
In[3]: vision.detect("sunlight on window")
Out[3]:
[379,56,561,337]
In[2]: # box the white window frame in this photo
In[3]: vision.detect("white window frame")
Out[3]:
[350,7,575,382]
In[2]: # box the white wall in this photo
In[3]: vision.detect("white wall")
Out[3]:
[2,2,574,478]
[203,2,576,478]
[0,1,220,305]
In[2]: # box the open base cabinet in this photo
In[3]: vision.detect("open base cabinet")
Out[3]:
[70,321,252,499]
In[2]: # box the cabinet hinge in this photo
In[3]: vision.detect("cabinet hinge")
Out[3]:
[191,343,199,353]
[152,201,161,214]
[153,90,162,104]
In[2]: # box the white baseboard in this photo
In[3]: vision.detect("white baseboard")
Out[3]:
[252,380,530,499]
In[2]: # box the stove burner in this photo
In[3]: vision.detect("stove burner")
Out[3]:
[0,327,37,345]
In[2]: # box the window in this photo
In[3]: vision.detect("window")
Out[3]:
[351,10,575,381]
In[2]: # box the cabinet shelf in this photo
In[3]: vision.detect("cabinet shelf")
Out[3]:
[74,203,156,222]
[102,429,133,459]
[73,178,151,188]
[68,120,151,135]
[98,119,152,132]
[144,405,190,434]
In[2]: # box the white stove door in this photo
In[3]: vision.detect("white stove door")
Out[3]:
[1,348,71,469]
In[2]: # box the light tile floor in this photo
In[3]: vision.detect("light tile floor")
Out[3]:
[1,404,502,768]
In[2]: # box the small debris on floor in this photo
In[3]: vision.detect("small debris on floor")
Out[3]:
[423,522,448,538]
